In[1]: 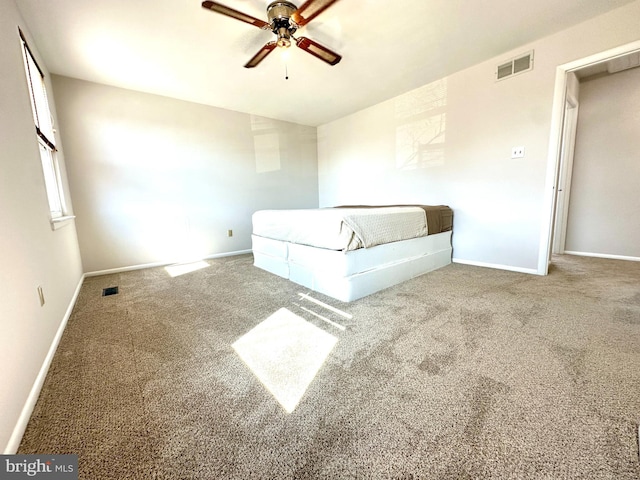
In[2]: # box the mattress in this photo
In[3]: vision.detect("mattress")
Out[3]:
[251,205,452,251]
[334,205,453,235]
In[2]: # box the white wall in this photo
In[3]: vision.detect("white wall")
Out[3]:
[0,0,83,453]
[51,76,319,273]
[565,66,640,258]
[318,1,640,273]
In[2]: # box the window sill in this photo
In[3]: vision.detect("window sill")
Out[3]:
[50,215,76,230]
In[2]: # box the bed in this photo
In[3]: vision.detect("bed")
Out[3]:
[251,205,453,302]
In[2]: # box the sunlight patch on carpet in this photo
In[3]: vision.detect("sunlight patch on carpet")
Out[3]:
[298,292,353,319]
[164,260,209,277]
[232,307,338,413]
[293,303,346,331]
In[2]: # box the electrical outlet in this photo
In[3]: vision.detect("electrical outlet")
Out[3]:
[227,229,233,237]
[511,146,525,159]
[37,286,45,306]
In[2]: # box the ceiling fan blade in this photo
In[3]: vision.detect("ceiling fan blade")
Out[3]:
[292,0,340,26]
[201,1,270,29]
[244,41,277,68]
[296,37,341,65]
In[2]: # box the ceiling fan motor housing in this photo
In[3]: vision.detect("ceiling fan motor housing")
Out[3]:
[267,1,298,48]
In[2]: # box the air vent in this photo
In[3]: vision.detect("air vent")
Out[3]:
[496,51,534,81]
[102,286,119,296]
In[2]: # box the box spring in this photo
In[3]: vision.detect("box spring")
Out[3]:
[252,231,452,302]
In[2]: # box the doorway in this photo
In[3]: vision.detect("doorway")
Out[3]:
[538,39,640,275]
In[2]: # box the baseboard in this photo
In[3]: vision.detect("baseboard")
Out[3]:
[563,251,640,262]
[452,258,539,275]
[85,249,253,277]
[4,273,86,454]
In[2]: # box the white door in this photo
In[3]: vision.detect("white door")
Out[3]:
[552,98,579,254]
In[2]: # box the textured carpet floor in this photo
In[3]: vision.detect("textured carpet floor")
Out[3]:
[18,254,640,479]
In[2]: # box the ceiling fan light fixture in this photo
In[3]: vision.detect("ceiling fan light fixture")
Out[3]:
[276,27,292,48]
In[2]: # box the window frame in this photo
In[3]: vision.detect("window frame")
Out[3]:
[19,28,70,222]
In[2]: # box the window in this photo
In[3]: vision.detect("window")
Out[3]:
[19,29,68,220]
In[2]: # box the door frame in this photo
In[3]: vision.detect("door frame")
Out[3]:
[537,39,640,275]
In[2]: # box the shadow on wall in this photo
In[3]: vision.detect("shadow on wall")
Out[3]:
[395,78,447,171]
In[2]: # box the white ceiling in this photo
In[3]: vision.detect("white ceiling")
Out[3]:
[15,0,635,126]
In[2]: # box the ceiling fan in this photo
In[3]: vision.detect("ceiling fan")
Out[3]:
[202,0,342,68]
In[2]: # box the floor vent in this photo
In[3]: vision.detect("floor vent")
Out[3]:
[496,50,534,81]
[102,286,119,296]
